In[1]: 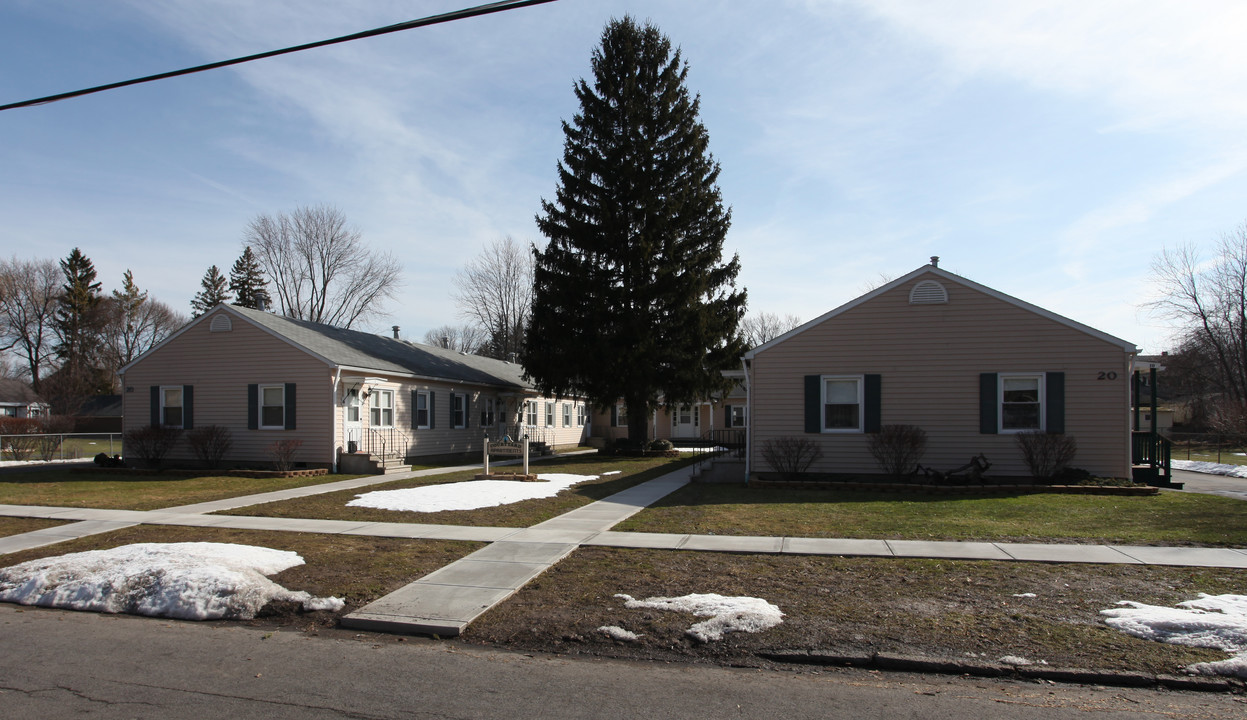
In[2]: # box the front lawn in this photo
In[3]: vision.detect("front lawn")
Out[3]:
[614,483,1247,546]
[0,517,67,538]
[222,454,696,527]
[0,470,370,511]
[466,547,1247,676]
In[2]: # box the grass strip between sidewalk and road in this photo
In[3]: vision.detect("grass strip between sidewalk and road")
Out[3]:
[218,454,696,528]
[613,483,1247,547]
[0,517,68,538]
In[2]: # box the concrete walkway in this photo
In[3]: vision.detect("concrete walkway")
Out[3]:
[3,462,1247,637]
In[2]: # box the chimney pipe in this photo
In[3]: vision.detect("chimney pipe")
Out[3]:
[442,336,450,349]
[930,256,940,267]
[391,326,400,339]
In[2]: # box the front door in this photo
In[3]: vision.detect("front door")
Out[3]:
[344,388,362,453]
[674,404,698,439]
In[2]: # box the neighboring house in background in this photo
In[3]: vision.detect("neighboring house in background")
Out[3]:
[74,395,123,433]
[589,384,748,446]
[119,305,590,470]
[0,379,48,419]
[741,261,1139,480]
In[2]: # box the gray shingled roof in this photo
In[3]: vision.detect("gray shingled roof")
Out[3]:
[228,306,532,390]
[0,378,43,405]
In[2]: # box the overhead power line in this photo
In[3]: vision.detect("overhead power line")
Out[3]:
[0,0,557,113]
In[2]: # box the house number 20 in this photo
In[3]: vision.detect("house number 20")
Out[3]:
[1097,371,1118,380]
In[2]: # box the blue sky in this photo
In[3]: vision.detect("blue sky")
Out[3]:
[3,0,1245,354]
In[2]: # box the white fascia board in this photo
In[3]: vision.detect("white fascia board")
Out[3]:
[743,265,1138,359]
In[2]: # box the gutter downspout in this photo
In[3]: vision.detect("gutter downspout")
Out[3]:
[741,357,752,485]
[331,367,342,473]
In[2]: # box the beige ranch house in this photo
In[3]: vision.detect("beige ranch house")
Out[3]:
[119,306,590,471]
[741,262,1140,481]
[588,388,748,447]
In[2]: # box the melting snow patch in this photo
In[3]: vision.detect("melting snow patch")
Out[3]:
[998,656,1046,666]
[601,471,622,476]
[598,625,641,641]
[615,592,783,642]
[0,542,344,620]
[348,473,599,512]
[1170,460,1247,478]
[1012,593,1037,598]
[1101,594,1247,678]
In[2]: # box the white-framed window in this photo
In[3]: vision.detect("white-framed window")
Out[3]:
[525,400,538,426]
[370,388,394,428]
[615,403,629,427]
[1000,373,1044,432]
[480,397,495,428]
[672,405,697,427]
[160,386,184,428]
[562,403,571,427]
[729,405,746,428]
[577,403,588,426]
[451,393,467,429]
[822,375,863,432]
[414,390,430,429]
[545,402,554,427]
[259,384,285,429]
[0,407,16,418]
[345,389,360,423]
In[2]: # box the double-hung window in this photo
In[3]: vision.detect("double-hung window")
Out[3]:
[577,403,587,426]
[562,403,571,427]
[161,387,184,428]
[729,405,746,428]
[822,376,862,432]
[413,390,430,429]
[371,389,394,428]
[1000,374,1043,432]
[525,400,538,426]
[260,385,285,429]
[545,402,554,427]
[451,393,467,429]
[480,397,495,428]
[615,403,629,427]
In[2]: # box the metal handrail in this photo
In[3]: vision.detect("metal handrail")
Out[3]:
[361,426,410,459]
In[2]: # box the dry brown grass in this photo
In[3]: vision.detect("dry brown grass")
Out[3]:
[0,517,66,538]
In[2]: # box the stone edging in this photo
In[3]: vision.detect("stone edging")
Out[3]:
[758,650,1243,693]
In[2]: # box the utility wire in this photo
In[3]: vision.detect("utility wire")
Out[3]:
[0,0,557,112]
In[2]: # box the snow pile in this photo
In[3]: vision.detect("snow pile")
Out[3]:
[615,592,784,642]
[998,656,1047,666]
[601,471,622,476]
[1012,593,1037,598]
[348,473,600,512]
[1101,594,1247,678]
[675,446,727,453]
[598,625,641,641]
[1171,460,1247,478]
[0,542,344,620]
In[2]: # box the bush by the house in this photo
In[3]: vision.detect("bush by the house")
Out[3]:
[867,424,928,476]
[123,424,183,469]
[35,416,75,461]
[1015,431,1077,481]
[187,425,233,470]
[0,417,41,461]
[269,438,303,472]
[648,438,674,452]
[760,436,823,480]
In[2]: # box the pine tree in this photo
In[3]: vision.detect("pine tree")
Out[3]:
[190,265,231,318]
[523,17,747,444]
[228,246,272,310]
[48,247,110,406]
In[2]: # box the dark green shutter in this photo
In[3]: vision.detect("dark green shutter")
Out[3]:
[150,386,159,426]
[979,373,998,434]
[610,405,618,427]
[464,394,471,428]
[864,374,881,433]
[1045,372,1065,434]
[183,385,194,430]
[429,391,436,429]
[284,383,296,430]
[804,375,821,433]
[247,384,258,430]
[411,390,419,429]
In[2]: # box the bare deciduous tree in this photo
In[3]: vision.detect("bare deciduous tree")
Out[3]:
[739,312,802,348]
[0,257,61,392]
[102,270,185,376]
[1149,225,1247,404]
[245,205,400,329]
[422,324,487,353]
[453,236,533,360]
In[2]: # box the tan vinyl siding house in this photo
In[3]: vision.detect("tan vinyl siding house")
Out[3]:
[743,264,1138,480]
[120,306,589,470]
[589,387,748,444]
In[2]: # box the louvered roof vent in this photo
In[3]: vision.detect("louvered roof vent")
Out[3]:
[209,314,233,332]
[909,280,948,305]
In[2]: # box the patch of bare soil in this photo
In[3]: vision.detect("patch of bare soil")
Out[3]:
[462,548,1247,676]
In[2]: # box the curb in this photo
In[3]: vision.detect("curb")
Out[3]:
[757,650,1242,693]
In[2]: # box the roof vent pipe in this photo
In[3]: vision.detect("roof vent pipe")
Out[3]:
[930,256,940,267]
[392,326,400,339]
[442,336,450,349]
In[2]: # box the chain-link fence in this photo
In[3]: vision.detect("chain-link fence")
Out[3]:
[0,432,122,463]
[1163,432,1247,464]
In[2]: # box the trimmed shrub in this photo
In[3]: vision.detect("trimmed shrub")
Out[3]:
[123,424,183,469]
[648,438,674,452]
[269,438,303,471]
[0,417,41,461]
[760,436,823,480]
[187,425,234,470]
[867,424,928,476]
[1015,431,1078,481]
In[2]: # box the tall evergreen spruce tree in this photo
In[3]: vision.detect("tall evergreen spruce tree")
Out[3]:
[228,246,272,310]
[523,17,747,444]
[50,247,110,404]
[190,265,231,317]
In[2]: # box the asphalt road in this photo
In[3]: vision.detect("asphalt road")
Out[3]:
[1172,468,1247,501]
[1,605,1243,719]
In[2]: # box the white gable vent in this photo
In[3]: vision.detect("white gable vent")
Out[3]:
[209,314,233,332]
[909,280,948,305]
